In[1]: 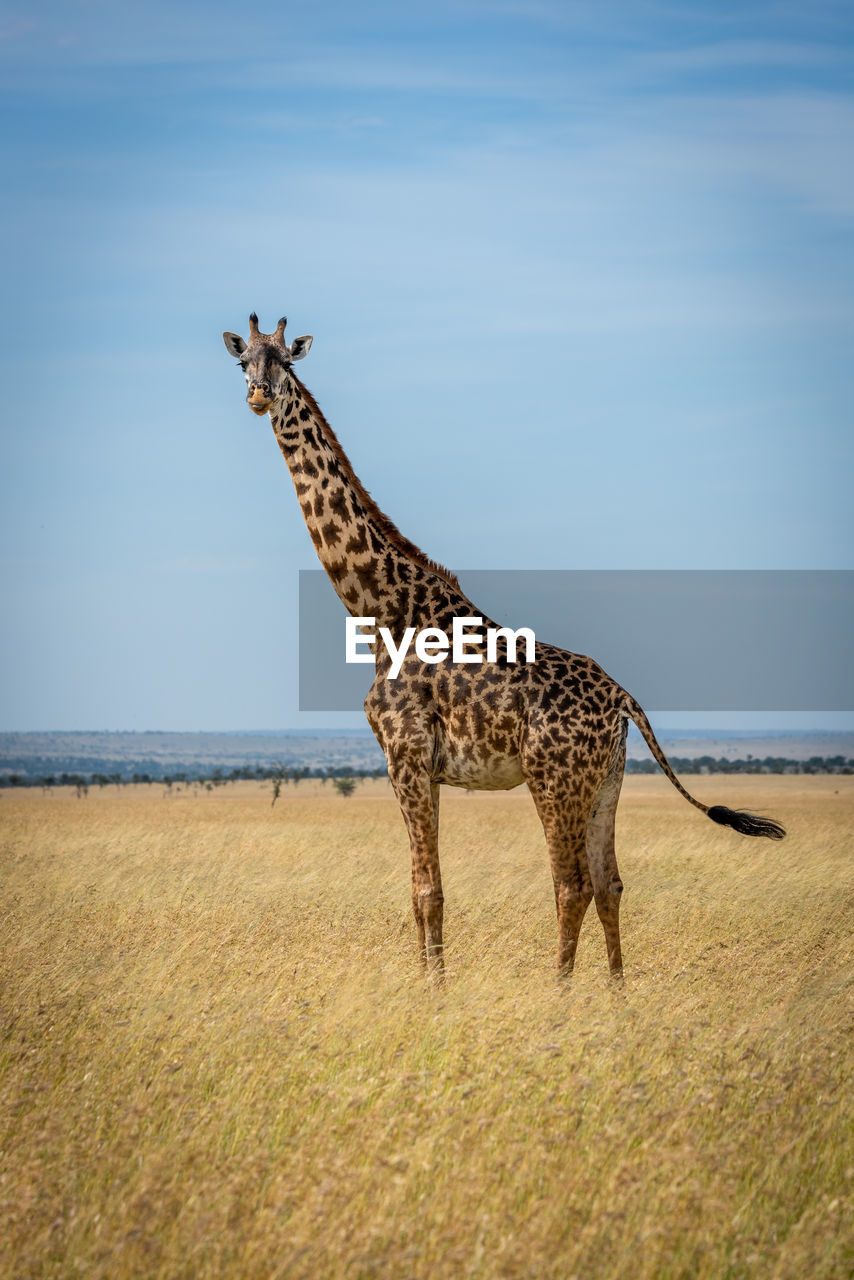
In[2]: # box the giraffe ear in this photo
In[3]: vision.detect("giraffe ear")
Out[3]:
[289,335,313,361]
[223,331,247,357]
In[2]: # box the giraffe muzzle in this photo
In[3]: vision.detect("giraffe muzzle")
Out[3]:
[247,390,273,415]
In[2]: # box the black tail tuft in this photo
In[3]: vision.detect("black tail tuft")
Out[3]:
[707,805,786,840]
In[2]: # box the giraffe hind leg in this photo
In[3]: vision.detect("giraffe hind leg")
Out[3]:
[586,727,627,977]
[553,864,594,976]
[528,779,595,976]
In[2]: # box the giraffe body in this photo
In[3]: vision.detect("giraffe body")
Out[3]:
[223,315,785,976]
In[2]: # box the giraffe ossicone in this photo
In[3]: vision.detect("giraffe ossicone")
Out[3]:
[222,313,786,978]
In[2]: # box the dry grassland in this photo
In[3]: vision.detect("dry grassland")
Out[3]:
[1,776,852,1278]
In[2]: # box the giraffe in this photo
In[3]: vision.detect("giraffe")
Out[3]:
[222,313,785,977]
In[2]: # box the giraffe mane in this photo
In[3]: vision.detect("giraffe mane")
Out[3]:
[292,374,462,593]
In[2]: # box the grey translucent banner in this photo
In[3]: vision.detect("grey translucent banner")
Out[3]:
[298,570,854,712]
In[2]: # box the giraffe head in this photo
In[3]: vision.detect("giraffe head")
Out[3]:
[222,313,313,416]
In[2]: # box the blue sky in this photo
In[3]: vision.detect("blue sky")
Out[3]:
[2,1,852,731]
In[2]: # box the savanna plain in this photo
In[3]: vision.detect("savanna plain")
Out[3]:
[1,775,852,1279]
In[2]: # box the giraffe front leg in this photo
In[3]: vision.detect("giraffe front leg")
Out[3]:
[389,766,444,972]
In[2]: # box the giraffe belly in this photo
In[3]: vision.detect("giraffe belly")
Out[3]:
[432,747,525,792]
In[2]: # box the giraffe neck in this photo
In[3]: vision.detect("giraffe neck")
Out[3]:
[270,375,464,627]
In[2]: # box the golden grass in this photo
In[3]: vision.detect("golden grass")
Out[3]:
[1,775,852,1279]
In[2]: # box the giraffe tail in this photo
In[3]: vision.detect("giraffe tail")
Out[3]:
[622,693,786,840]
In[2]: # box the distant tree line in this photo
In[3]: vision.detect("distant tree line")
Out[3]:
[0,763,391,795]
[1,756,853,793]
[624,755,854,776]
